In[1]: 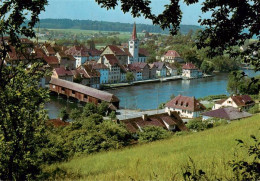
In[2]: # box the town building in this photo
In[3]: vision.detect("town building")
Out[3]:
[213,95,255,111]
[165,95,206,118]
[148,64,157,79]
[86,61,109,84]
[127,64,143,81]
[98,54,121,83]
[166,63,178,76]
[202,107,252,121]
[129,62,150,80]
[161,50,183,63]
[153,62,167,77]
[182,63,202,79]
[52,67,73,82]
[118,111,188,133]
[101,45,129,65]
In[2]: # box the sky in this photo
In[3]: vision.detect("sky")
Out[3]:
[39,0,210,25]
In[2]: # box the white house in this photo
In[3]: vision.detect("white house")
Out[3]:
[182,63,202,79]
[165,95,206,118]
[161,50,184,63]
[213,95,255,111]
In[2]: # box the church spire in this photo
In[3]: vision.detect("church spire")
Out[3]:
[131,22,137,40]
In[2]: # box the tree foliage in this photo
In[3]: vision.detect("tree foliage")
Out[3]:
[126,72,135,83]
[0,0,48,180]
[138,126,171,143]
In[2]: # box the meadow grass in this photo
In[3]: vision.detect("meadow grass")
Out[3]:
[48,114,260,180]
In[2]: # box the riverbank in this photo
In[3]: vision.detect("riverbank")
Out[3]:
[103,74,213,89]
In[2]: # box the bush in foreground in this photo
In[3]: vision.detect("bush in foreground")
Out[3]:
[138,126,171,143]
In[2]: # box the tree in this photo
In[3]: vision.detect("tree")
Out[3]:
[69,108,82,121]
[200,61,214,74]
[138,126,171,143]
[82,102,98,117]
[227,71,244,95]
[109,111,116,120]
[97,101,109,116]
[126,72,135,83]
[0,0,48,180]
[59,107,69,121]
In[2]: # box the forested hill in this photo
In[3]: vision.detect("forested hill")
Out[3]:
[36,19,201,34]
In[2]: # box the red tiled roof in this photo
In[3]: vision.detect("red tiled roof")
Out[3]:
[44,44,56,55]
[86,61,109,69]
[54,67,73,76]
[231,95,255,107]
[182,63,197,70]
[202,107,252,120]
[127,64,142,72]
[65,45,89,57]
[44,56,59,65]
[215,99,226,104]
[164,50,180,57]
[104,54,119,66]
[83,64,101,78]
[50,78,119,103]
[165,95,206,112]
[120,112,188,133]
[107,45,128,56]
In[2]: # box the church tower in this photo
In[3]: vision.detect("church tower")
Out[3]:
[129,22,139,63]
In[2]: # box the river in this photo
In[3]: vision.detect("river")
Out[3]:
[46,70,259,119]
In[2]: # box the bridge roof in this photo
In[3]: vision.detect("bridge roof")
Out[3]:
[50,78,119,103]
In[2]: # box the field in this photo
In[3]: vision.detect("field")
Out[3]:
[47,114,260,180]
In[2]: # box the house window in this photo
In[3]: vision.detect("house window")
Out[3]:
[181,102,183,106]
[84,95,88,99]
[72,90,75,95]
[130,46,133,48]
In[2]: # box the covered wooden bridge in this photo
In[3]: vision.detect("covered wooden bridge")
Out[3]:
[49,78,120,109]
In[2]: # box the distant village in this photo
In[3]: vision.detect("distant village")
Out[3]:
[2,24,257,134]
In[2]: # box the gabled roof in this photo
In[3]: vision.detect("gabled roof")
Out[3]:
[182,63,197,70]
[165,95,206,112]
[86,61,109,70]
[153,62,166,70]
[120,112,188,133]
[83,64,101,78]
[107,45,128,56]
[131,62,149,69]
[127,64,142,72]
[50,78,119,103]
[166,63,177,70]
[65,45,89,57]
[104,54,119,66]
[202,107,252,120]
[44,56,59,65]
[231,95,255,107]
[164,50,180,57]
[53,67,73,76]
[44,44,56,55]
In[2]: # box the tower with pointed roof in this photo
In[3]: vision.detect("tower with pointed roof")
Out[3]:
[128,22,139,64]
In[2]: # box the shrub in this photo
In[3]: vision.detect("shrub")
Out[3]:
[59,107,69,121]
[97,101,109,116]
[187,118,212,132]
[69,108,82,121]
[82,103,97,117]
[248,104,260,114]
[138,126,171,143]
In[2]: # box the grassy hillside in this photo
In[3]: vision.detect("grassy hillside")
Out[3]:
[48,114,260,180]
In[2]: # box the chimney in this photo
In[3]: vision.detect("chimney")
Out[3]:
[142,114,148,121]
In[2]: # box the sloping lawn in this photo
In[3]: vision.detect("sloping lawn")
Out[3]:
[48,114,260,180]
